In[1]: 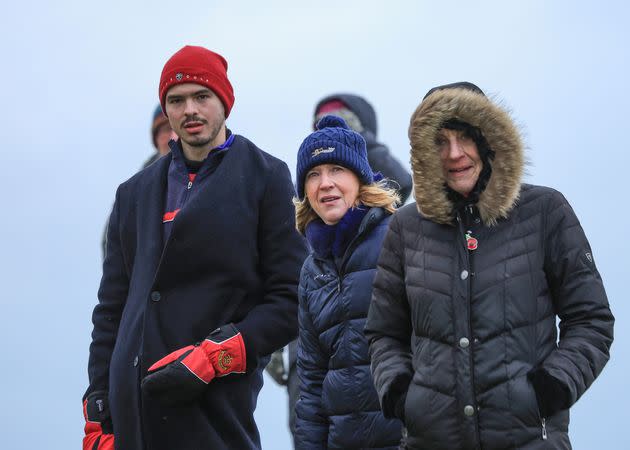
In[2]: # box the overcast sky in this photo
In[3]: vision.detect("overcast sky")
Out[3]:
[1,1,628,449]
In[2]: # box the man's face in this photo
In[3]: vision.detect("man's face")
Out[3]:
[437,128,482,196]
[164,83,226,150]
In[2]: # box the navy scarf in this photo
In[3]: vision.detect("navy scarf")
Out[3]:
[305,206,369,259]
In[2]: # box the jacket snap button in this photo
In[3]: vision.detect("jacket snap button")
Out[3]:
[151,291,161,302]
[459,337,470,348]
[460,270,469,280]
[464,405,475,416]
[133,356,139,367]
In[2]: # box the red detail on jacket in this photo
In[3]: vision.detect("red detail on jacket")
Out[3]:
[163,208,181,223]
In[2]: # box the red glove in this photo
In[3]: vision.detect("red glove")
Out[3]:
[83,390,115,450]
[141,323,246,405]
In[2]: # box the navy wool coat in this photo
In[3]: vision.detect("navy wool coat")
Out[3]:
[86,134,307,450]
[296,207,403,449]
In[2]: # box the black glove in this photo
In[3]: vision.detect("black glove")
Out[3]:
[528,368,570,418]
[382,373,411,421]
[394,391,408,422]
[142,324,246,405]
[83,390,114,450]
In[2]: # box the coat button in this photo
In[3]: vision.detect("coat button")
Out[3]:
[151,291,161,302]
[460,270,469,280]
[459,337,470,348]
[133,356,139,367]
[464,405,475,416]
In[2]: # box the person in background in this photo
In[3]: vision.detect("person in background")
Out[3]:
[314,94,412,202]
[293,115,403,449]
[266,93,413,447]
[83,45,307,450]
[144,104,178,166]
[365,82,614,449]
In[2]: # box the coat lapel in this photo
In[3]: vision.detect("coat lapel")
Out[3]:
[154,141,243,284]
[135,155,171,286]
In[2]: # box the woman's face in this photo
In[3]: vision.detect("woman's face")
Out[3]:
[305,164,360,225]
[437,128,482,196]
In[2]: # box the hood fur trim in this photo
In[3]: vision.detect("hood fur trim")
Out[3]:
[408,88,524,226]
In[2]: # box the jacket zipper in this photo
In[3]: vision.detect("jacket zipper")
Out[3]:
[541,417,547,440]
[457,211,482,448]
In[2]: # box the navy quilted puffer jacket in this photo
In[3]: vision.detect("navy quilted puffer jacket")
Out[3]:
[296,207,403,450]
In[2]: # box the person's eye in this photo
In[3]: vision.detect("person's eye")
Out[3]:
[197,94,209,100]
[332,166,344,173]
[307,171,319,179]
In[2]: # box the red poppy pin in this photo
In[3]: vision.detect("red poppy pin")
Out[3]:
[465,231,478,251]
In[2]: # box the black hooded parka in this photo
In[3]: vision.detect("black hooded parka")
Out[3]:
[365,85,614,450]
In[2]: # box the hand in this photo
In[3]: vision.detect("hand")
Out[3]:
[83,390,115,450]
[265,349,287,386]
[141,323,246,405]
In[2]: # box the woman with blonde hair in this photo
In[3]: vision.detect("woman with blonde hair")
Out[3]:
[294,115,403,449]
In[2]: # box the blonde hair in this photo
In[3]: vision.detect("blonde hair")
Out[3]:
[294,180,400,235]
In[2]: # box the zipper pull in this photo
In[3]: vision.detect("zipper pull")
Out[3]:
[187,181,193,190]
[541,418,547,440]
[337,279,341,293]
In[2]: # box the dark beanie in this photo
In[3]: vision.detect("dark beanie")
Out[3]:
[423,81,485,100]
[159,45,235,117]
[296,115,374,199]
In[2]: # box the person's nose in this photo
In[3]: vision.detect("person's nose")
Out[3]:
[184,98,198,116]
[447,138,465,159]
[319,172,335,190]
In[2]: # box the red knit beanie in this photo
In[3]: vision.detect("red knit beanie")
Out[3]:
[159,45,235,117]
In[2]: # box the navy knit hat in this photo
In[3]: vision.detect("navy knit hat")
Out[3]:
[296,115,374,199]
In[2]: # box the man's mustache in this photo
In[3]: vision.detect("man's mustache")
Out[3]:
[182,116,207,126]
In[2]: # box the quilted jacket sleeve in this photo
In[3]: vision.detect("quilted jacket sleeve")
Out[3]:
[365,213,413,420]
[541,190,614,407]
[295,273,329,450]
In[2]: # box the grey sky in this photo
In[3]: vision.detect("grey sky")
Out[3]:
[0,1,627,448]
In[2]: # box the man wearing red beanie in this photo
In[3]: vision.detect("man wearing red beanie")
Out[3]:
[83,45,307,450]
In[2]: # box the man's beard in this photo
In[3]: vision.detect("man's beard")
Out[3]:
[181,113,225,149]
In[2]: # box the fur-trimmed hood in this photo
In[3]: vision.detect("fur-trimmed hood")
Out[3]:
[409,85,524,226]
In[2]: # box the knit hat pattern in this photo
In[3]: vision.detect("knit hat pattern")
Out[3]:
[159,45,235,117]
[296,115,373,199]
